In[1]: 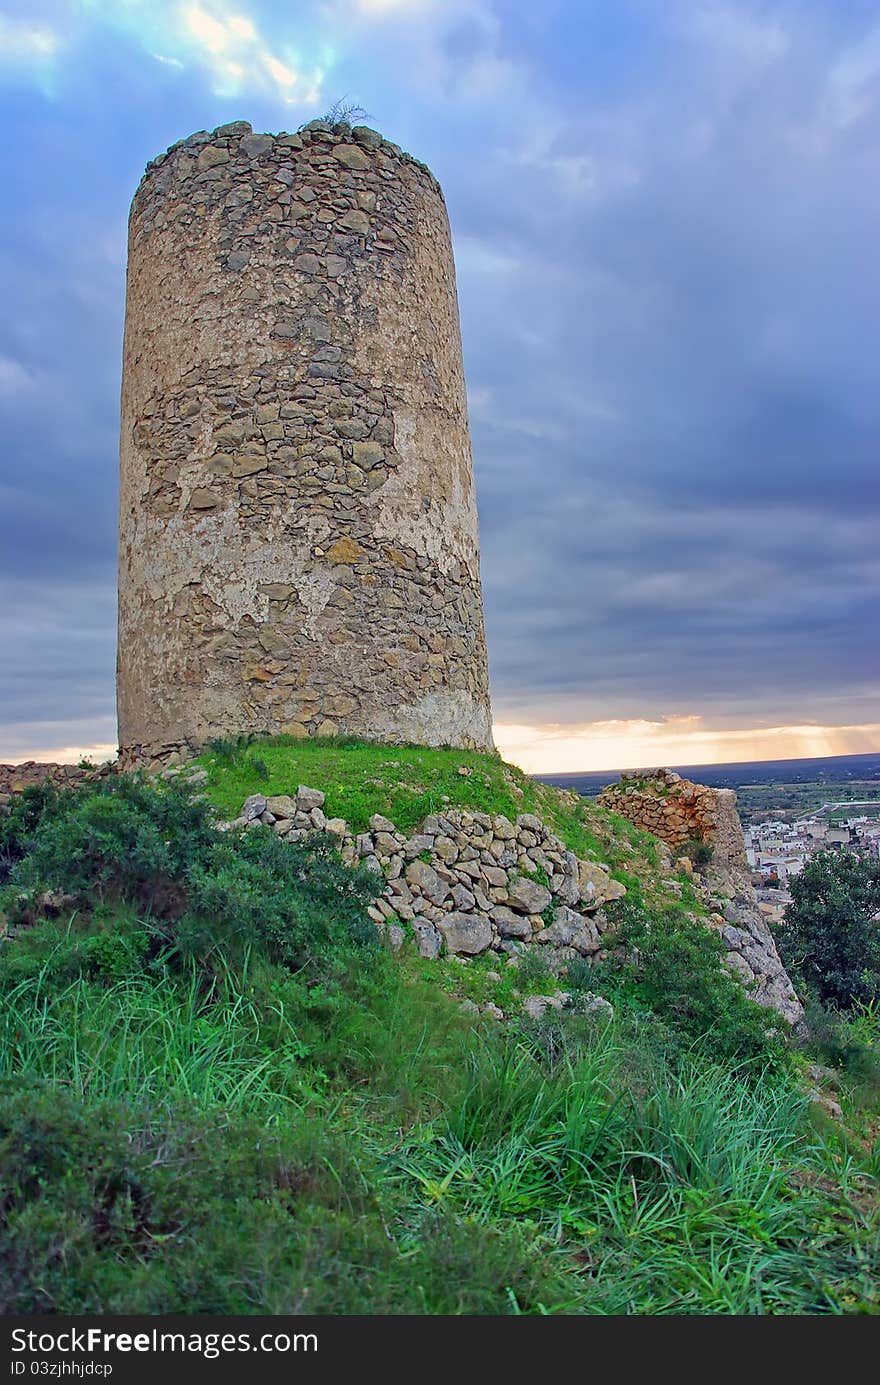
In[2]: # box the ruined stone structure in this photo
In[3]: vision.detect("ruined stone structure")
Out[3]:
[217,770,803,1027]
[117,120,493,765]
[600,769,804,1026]
[598,767,728,852]
[0,761,105,806]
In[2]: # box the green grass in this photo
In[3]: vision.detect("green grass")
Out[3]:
[0,963,303,1113]
[2,769,878,1315]
[2,919,878,1314]
[196,735,666,888]
[425,948,558,1014]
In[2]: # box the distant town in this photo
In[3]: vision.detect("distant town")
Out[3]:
[747,805,880,925]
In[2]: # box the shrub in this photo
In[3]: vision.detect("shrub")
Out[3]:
[0,908,149,990]
[3,775,378,978]
[0,781,64,883]
[582,899,785,1066]
[801,1000,880,1082]
[515,947,553,990]
[777,850,880,1010]
[681,837,714,868]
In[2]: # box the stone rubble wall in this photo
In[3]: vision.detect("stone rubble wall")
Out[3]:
[226,786,626,964]
[0,762,109,813]
[117,119,493,767]
[0,760,803,1028]
[224,779,802,1025]
[598,768,804,1027]
[598,767,722,852]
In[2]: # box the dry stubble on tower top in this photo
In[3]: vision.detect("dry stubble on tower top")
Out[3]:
[117,119,493,765]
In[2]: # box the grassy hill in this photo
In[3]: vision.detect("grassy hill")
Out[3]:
[0,738,878,1314]
[195,734,672,907]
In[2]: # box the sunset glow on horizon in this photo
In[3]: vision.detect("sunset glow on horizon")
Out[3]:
[492,719,880,777]
[4,718,879,778]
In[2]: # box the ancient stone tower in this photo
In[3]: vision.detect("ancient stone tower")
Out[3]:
[117,120,493,765]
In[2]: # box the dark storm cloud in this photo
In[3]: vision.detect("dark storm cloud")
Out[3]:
[0,0,877,756]
[436,2,880,730]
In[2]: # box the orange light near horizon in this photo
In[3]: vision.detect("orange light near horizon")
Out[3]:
[3,722,880,775]
[1,743,118,767]
[492,719,880,776]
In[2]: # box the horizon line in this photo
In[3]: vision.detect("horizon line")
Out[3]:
[531,746,880,778]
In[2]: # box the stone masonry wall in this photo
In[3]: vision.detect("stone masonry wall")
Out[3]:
[226,785,628,964]
[598,768,725,852]
[599,769,803,1027]
[221,775,802,1025]
[117,120,493,766]
[0,758,803,1027]
[0,762,103,811]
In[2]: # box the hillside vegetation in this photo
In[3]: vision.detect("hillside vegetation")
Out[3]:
[0,740,878,1314]
[196,734,664,896]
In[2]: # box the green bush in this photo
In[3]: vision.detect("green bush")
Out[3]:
[0,907,149,989]
[777,850,880,1010]
[0,781,64,883]
[802,1000,880,1082]
[3,775,378,978]
[580,899,785,1066]
[681,837,714,867]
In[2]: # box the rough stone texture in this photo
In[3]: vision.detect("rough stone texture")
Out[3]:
[0,762,101,801]
[229,779,802,1025]
[245,769,808,1027]
[117,121,493,766]
[703,865,804,1028]
[598,768,804,1028]
[437,912,493,955]
[235,792,624,962]
[598,767,723,852]
[0,761,119,823]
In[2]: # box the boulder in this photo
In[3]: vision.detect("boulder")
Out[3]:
[242,794,267,821]
[451,883,476,912]
[370,813,396,833]
[405,833,435,859]
[506,875,552,915]
[491,906,532,939]
[437,912,493,956]
[516,814,543,833]
[537,906,601,955]
[577,860,611,900]
[413,920,442,960]
[405,858,449,906]
[522,991,570,1020]
[492,814,517,839]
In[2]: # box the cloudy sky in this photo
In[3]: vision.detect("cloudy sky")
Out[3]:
[1,0,877,772]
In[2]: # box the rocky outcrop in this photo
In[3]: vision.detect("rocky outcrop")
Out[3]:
[599,769,804,1028]
[702,865,803,1028]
